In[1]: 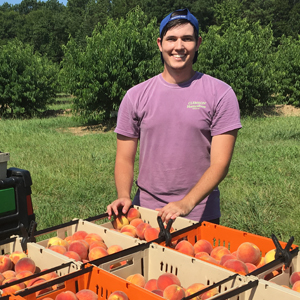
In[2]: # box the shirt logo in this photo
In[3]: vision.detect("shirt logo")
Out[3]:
[187,101,206,110]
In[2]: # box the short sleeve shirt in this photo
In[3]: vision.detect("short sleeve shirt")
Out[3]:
[115,72,242,222]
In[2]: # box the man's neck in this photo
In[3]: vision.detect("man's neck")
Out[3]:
[161,67,196,84]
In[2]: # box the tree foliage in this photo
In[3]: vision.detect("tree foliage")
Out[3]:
[0,40,59,118]
[61,7,161,123]
[196,19,276,114]
[273,35,300,107]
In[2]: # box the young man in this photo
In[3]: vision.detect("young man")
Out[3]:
[107,8,242,224]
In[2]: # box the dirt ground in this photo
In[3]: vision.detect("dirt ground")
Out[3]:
[63,104,300,136]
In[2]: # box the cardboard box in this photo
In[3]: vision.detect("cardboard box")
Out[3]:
[8,261,258,300]
[0,237,80,297]
[94,242,255,300]
[0,152,9,180]
[99,205,197,240]
[35,219,144,263]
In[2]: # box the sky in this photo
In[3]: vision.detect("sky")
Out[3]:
[0,0,67,5]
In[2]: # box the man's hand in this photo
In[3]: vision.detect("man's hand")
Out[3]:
[156,200,194,224]
[106,197,132,220]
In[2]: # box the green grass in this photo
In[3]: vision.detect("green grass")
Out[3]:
[1,98,299,246]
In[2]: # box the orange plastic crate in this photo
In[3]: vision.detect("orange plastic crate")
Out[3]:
[157,221,299,285]
[9,265,164,300]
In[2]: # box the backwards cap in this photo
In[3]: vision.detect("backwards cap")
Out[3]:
[159,8,199,37]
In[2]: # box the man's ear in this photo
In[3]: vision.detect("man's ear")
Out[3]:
[196,36,202,51]
[157,37,162,51]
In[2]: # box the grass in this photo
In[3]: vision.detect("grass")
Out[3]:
[1,98,299,245]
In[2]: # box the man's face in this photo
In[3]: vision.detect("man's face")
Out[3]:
[157,23,201,72]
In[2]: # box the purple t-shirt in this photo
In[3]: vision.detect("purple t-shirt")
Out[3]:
[115,72,242,222]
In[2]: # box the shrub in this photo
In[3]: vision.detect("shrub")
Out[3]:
[196,19,276,115]
[0,39,59,118]
[272,35,300,107]
[61,7,161,123]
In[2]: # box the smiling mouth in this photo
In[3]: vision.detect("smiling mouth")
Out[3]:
[173,54,185,58]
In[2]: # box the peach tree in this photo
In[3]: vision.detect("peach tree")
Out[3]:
[0,39,59,118]
[196,19,276,115]
[61,7,161,123]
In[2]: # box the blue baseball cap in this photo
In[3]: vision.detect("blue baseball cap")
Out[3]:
[159,8,199,37]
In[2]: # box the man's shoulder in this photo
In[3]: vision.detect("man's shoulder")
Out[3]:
[128,74,160,94]
[197,72,231,88]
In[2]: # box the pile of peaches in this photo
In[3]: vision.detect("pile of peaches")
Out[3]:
[0,251,58,295]
[171,239,275,276]
[43,288,129,300]
[109,208,169,242]
[45,230,125,263]
[124,271,218,300]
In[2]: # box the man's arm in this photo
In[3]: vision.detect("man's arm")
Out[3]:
[157,129,239,223]
[107,134,138,219]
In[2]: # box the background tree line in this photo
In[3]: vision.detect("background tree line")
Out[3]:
[0,0,299,120]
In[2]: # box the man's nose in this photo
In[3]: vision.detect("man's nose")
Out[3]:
[174,39,184,49]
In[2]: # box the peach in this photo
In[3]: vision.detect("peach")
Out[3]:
[2,270,16,279]
[65,236,73,245]
[0,255,13,273]
[15,257,36,274]
[27,277,47,287]
[47,237,69,250]
[55,291,79,300]
[264,249,276,264]
[72,230,88,241]
[130,218,144,228]
[121,231,136,237]
[15,270,34,286]
[39,269,59,282]
[185,282,206,300]
[163,284,185,300]
[64,251,82,262]
[112,215,129,230]
[76,289,98,300]
[210,246,231,262]
[157,273,181,291]
[126,207,141,222]
[0,273,5,284]
[144,227,160,242]
[2,277,26,294]
[220,254,237,266]
[89,240,108,251]
[88,247,108,261]
[290,271,300,286]
[120,225,137,237]
[223,259,249,275]
[136,222,152,240]
[152,289,164,296]
[292,281,300,292]
[175,240,195,256]
[84,233,103,245]
[107,291,128,300]
[68,241,88,260]
[236,242,261,266]
[245,263,257,273]
[193,239,213,255]
[107,245,123,255]
[256,256,265,268]
[49,245,67,255]
[194,252,210,260]
[144,278,158,291]
[200,256,219,264]
[9,251,28,265]
[126,273,146,288]
[201,286,219,300]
